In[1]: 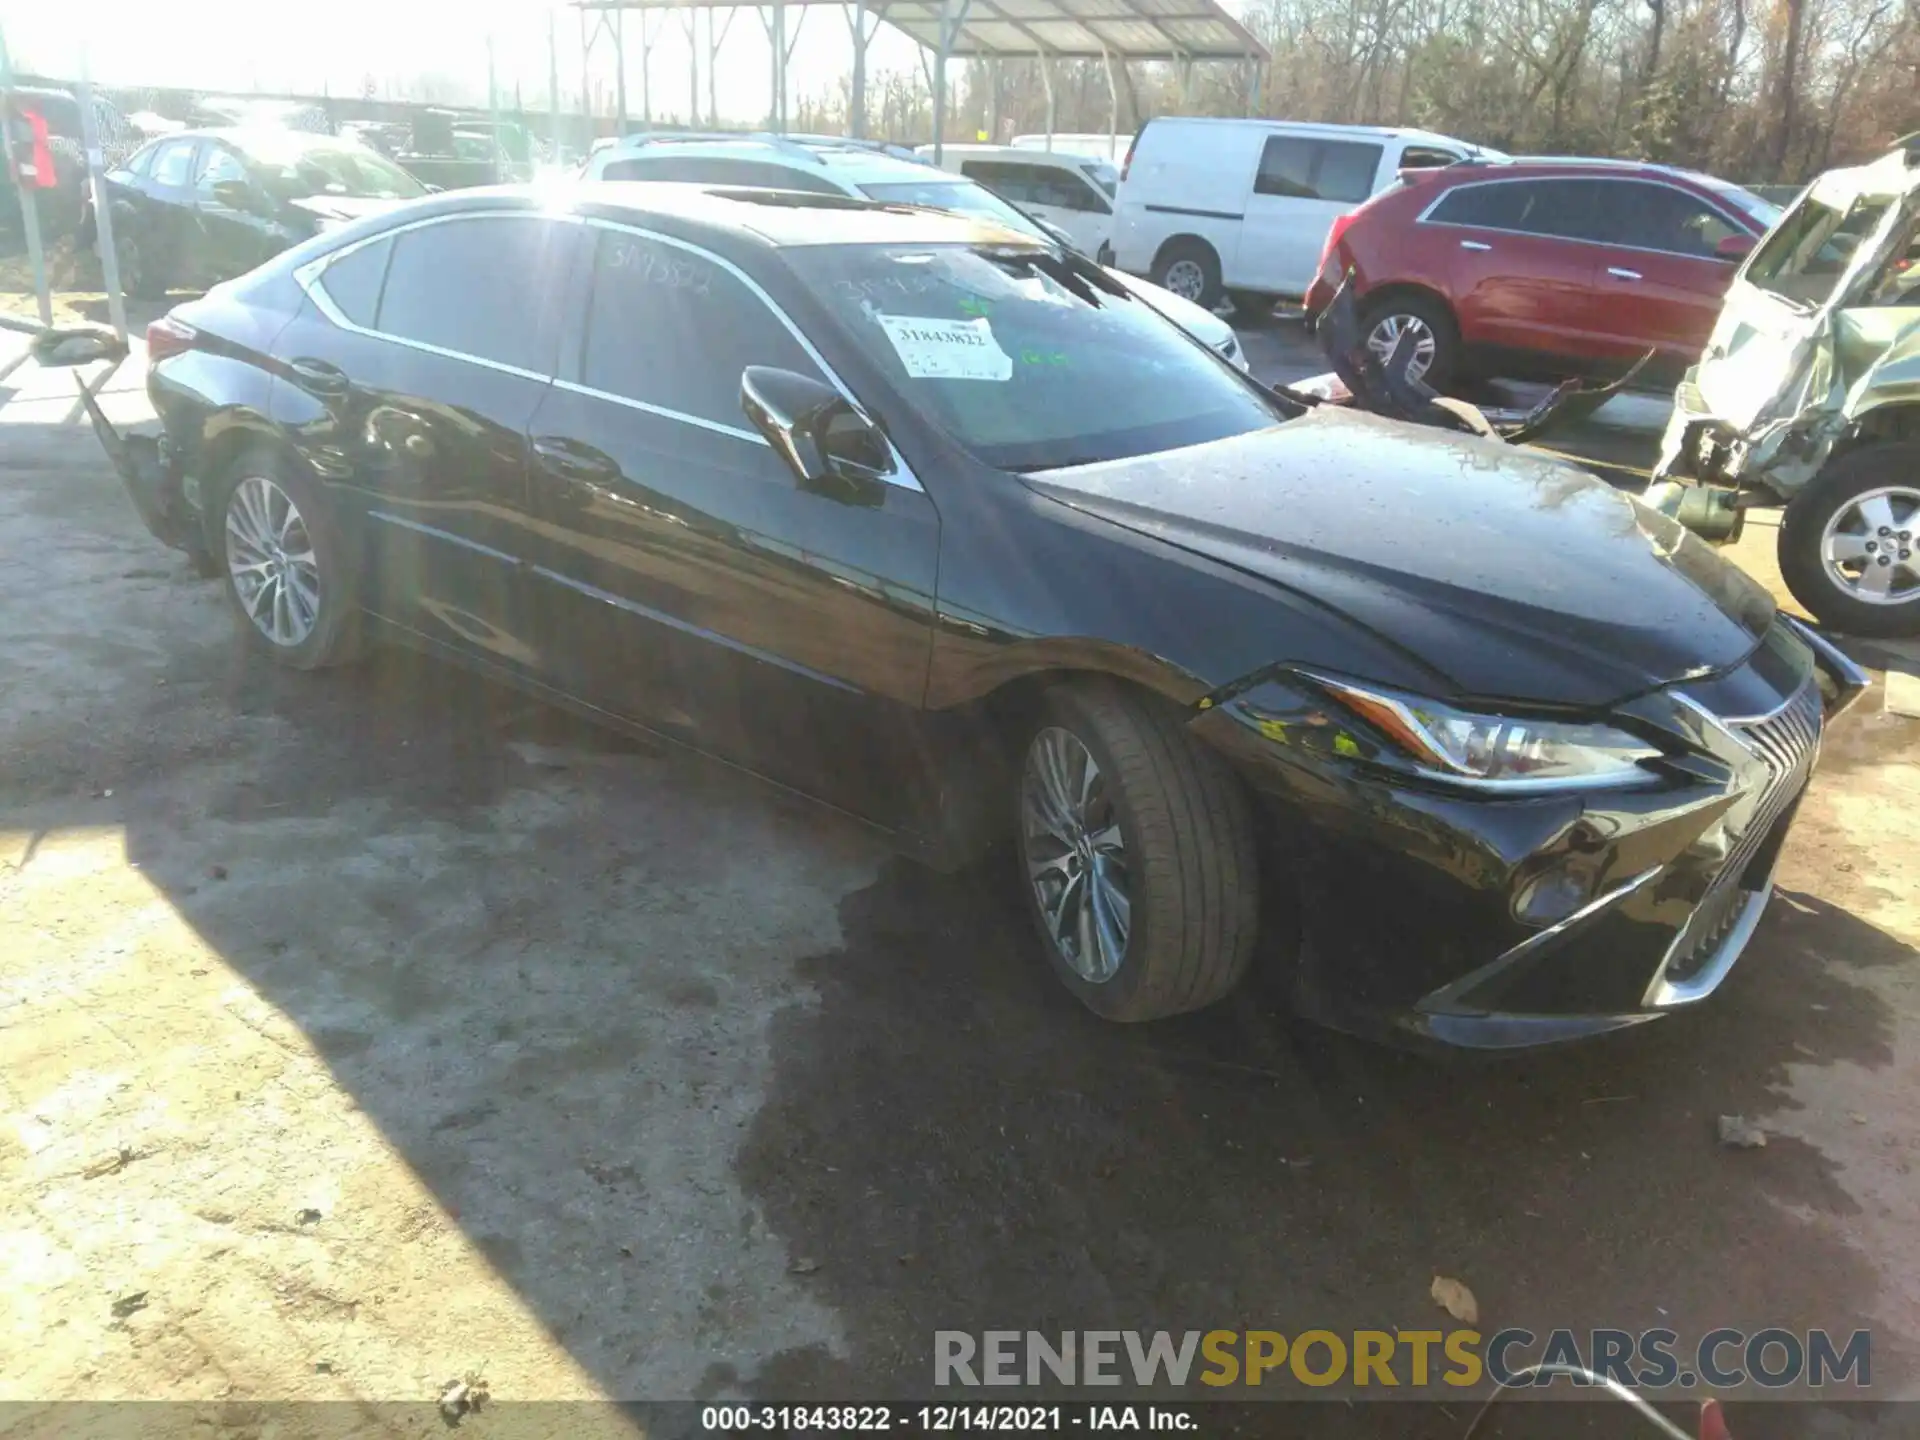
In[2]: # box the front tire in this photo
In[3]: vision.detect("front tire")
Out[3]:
[1778,443,1920,638]
[1016,681,1258,1022]
[213,445,361,669]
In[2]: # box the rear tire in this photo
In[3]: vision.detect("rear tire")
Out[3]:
[1015,680,1258,1022]
[1358,291,1460,392]
[1151,239,1224,310]
[211,445,363,669]
[109,209,167,301]
[1778,443,1920,637]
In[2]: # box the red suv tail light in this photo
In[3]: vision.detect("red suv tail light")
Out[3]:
[1317,209,1360,274]
[145,315,197,363]
[1120,131,1140,182]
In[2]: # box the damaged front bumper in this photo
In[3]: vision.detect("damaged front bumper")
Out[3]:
[1189,615,1867,1051]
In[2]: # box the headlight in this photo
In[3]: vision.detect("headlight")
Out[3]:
[1312,676,1662,789]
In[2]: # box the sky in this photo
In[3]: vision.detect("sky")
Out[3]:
[1,0,936,125]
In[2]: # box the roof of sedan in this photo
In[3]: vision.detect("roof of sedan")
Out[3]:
[554,181,1044,248]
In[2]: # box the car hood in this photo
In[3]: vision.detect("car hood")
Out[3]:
[287,194,412,225]
[1023,407,1775,707]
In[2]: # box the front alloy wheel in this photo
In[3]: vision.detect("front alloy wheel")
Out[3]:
[1780,442,1920,638]
[1022,726,1132,982]
[1819,485,1920,608]
[226,474,322,649]
[1013,682,1259,1022]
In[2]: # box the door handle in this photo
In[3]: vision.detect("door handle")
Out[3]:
[287,356,349,396]
[1607,266,1643,281]
[1460,239,1492,251]
[532,435,620,486]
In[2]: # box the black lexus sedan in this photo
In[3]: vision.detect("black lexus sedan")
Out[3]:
[81,127,424,299]
[77,182,1868,1049]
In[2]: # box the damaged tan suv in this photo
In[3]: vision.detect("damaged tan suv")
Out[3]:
[1649,140,1920,636]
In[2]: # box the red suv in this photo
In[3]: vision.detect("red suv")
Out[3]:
[1304,159,1781,389]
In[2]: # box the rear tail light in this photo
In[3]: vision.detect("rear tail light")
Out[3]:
[145,315,197,363]
[1120,131,1140,182]
[1317,209,1359,274]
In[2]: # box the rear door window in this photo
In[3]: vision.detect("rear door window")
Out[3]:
[1429,178,1604,241]
[1513,179,1607,241]
[579,228,822,428]
[1427,180,1532,229]
[375,215,573,374]
[1254,135,1384,204]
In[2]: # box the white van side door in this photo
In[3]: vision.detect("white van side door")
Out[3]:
[1233,133,1387,296]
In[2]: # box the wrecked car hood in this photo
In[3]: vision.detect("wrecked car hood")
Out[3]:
[1025,407,1774,708]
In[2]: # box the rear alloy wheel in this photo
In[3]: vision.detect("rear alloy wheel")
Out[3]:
[227,476,323,649]
[1152,240,1223,310]
[215,448,361,669]
[1016,682,1258,1022]
[1359,293,1459,391]
[108,214,166,301]
[1779,443,1920,638]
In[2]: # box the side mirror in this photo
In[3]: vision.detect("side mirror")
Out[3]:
[1716,233,1756,261]
[740,366,892,506]
[29,325,129,368]
[211,178,258,210]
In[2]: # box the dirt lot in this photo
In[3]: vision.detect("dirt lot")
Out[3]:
[2,319,1919,1435]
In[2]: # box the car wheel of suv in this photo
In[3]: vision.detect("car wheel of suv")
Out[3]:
[214,446,362,669]
[1152,240,1223,310]
[1016,681,1258,1022]
[1779,443,1920,638]
[1359,293,1458,391]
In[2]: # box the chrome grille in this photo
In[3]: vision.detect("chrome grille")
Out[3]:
[1662,679,1823,983]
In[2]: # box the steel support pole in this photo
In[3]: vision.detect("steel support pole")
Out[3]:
[0,18,50,327]
[929,0,970,162]
[487,34,505,175]
[1044,52,1059,152]
[641,13,655,126]
[548,9,563,161]
[76,70,126,342]
[1103,47,1118,161]
[683,10,700,126]
[850,1,867,137]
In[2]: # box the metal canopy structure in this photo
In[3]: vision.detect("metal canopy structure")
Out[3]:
[571,0,1265,161]
[880,0,1267,61]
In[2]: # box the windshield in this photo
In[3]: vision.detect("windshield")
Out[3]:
[1746,192,1896,309]
[857,180,1045,240]
[242,138,426,200]
[1082,161,1119,198]
[788,243,1286,472]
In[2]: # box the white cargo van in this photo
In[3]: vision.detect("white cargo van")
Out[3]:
[1109,117,1486,310]
[918,143,1118,255]
[1012,132,1134,165]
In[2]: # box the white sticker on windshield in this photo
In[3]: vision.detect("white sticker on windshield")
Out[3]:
[875,314,1013,382]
